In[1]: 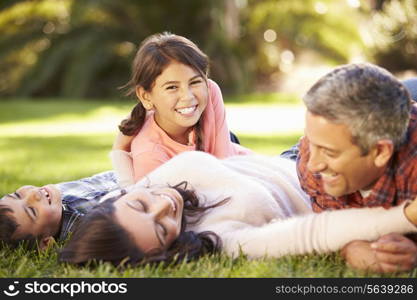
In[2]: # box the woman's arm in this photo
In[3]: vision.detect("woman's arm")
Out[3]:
[208,203,417,259]
[342,200,417,273]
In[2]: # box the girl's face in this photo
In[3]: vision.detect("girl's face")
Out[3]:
[113,186,184,253]
[137,61,208,143]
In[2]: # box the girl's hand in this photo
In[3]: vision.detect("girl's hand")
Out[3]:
[113,132,134,151]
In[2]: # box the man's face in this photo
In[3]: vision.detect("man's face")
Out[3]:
[304,111,383,197]
[1,185,63,239]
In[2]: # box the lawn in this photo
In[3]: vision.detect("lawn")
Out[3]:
[0,98,415,278]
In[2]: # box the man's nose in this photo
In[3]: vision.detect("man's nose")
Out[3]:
[307,148,326,173]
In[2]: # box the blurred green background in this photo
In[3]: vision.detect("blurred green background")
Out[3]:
[0,0,416,100]
[2,0,417,278]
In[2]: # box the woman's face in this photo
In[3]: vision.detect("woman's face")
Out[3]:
[113,186,184,253]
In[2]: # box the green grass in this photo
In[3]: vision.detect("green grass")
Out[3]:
[0,98,415,278]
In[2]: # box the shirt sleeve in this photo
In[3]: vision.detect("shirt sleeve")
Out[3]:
[210,202,417,259]
[109,149,135,188]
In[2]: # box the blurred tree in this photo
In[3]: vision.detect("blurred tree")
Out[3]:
[0,0,365,98]
[365,0,417,72]
[0,0,247,98]
[239,0,363,89]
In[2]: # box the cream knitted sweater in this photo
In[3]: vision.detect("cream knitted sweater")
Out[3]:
[134,151,417,259]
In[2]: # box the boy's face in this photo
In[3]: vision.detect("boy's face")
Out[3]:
[1,185,63,240]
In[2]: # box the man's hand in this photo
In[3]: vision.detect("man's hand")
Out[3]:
[371,233,417,273]
[341,240,382,273]
[113,132,134,151]
[342,234,417,273]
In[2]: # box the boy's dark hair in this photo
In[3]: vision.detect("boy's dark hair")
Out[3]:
[0,204,38,249]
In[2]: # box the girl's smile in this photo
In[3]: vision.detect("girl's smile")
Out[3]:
[137,61,208,144]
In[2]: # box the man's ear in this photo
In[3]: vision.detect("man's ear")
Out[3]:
[135,86,153,110]
[373,139,394,168]
[38,236,56,251]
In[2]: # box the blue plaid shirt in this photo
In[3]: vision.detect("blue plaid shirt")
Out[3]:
[280,143,300,161]
[55,171,120,241]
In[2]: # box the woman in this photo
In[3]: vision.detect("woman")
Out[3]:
[59,152,417,266]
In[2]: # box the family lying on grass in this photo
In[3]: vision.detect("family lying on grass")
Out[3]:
[2,33,417,274]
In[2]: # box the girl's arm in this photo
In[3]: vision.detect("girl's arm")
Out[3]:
[207,203,417,259]
[110,132,135,187]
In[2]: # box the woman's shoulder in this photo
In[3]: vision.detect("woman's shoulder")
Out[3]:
[169,151,219,166]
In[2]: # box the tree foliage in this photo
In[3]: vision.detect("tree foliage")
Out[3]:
[239,0,363,88]
[0,0,364,98]
[0,0,235,98]
[366,0,417,72]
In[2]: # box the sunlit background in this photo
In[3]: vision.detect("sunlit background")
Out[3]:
[1,0,417,278]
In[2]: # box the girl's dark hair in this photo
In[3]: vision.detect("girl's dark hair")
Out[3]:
[58,182,226,266]
[119,32,209,151]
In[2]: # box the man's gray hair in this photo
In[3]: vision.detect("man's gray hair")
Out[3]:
[303,63,411,154]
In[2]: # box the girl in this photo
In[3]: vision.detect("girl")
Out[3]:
[111,33,251,187]
[60,152,417,272]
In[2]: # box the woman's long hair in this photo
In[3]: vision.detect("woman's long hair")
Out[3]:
[120,32,209,150]
[58,182,227,266]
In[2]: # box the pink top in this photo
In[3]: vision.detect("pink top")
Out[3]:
[130,79,252,181]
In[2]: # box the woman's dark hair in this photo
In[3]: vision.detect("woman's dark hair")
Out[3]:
[58,182,226,266]
[119,32,209,151]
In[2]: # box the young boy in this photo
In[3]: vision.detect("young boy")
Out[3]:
[0,171,120,249]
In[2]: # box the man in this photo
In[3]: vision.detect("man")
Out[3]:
[296,63,417,273]
[0,171,119,249]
